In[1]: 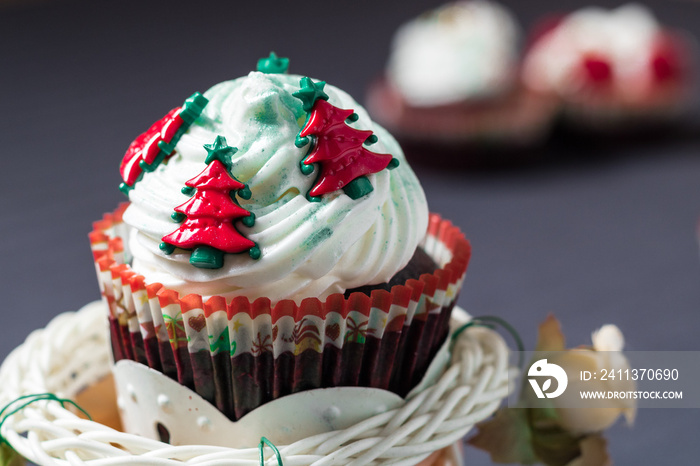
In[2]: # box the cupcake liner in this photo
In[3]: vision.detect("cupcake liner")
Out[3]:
[367,77,558,147]
[91,204,471,420]
[129,276,162,372]
[366,78,560,171]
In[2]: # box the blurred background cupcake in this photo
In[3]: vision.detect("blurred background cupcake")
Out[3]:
[366,0,560,167]
[522,3,695,133]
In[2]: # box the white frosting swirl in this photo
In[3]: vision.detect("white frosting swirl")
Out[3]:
[387,1,520,106]
[123,72,428,304]
[523,4,662,96]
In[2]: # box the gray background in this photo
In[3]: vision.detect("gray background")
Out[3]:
[1,0,699,464]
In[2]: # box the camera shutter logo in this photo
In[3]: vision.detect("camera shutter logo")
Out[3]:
[528,358,568,399]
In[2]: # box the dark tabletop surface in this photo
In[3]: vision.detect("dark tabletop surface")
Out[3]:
[1,0,699,464]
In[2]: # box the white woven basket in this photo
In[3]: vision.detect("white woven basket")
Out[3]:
[0,301,512,466]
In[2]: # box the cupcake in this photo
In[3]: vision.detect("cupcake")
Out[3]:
[90,54,471,425]
[366,1,559,164]
[522,3,694,131]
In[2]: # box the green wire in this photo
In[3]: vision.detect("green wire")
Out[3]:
[0,393,92,444]
[259,436,283,466]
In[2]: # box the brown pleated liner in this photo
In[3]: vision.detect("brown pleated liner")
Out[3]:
[90,203,471,421]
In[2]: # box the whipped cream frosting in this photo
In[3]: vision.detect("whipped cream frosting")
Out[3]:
[123,72,428,304]
[523,4,664,96]
[387,0,520,107]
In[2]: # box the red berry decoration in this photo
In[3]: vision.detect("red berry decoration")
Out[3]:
[581,55,613,85]
[160,136,260,268]
[119,93,208,195]
[650,34,683,83]
[293,77,398,201]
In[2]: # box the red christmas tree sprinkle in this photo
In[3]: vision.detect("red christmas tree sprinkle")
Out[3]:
[161,136,259,268]
[293,77,398,200]
[119,93,208,195]
[300,100,394,198]
[121,107,181,186]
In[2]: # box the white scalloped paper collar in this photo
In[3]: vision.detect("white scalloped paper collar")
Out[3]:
[113,308,471,448]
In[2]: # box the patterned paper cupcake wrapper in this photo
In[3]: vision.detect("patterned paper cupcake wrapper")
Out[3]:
[91,204,471,421]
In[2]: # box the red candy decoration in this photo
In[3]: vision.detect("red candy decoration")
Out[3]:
[650,34,683,83]
[581,55,613,85]
[120,108,183,186]
[162,160,255,255]
[119,93,207,195]
[299,99,394,198]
